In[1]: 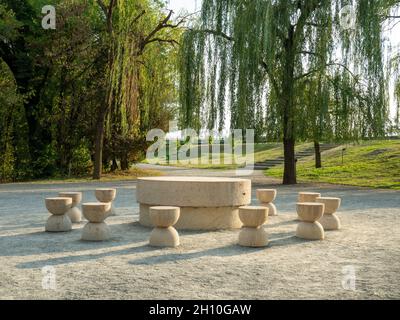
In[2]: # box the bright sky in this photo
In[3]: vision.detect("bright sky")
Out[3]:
[167,0,200,14]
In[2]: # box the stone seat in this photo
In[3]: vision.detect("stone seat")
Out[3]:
[298,192,321,203]
[45,197,72,216]
[256,189,277,203]
[45,197,72,232]
[238,206,269,247]
[59,192,82,223]
[295,202,325,240]
[149,206,180,248]
[81,203,111,241]
[316,197,342,230]
[316,197,341,214]
[296,202,325,222]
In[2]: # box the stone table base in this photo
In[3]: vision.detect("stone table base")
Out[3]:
[140,204,242,230]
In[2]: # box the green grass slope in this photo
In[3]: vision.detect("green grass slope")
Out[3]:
[266,140,400,190]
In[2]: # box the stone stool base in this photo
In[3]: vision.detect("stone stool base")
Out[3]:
[264,203,277,216]
[66,207,82,223]
[238,227,268,247]
[140,204,242,230]
[149,227,180,247]
[107,204,116,217]
[320,214,341,230]
[45,215,72,232]
[81,222,110,241]
[296,222,325,240]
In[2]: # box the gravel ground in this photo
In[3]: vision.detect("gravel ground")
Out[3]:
[0,168,399,300]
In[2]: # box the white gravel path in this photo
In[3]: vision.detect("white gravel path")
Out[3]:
[0,168,399,299]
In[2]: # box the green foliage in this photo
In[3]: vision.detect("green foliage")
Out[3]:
[0,0,181,181]
[0,60,31,182]
[180,0,395,141]
[0,3,21,41]
[70,141,92,176]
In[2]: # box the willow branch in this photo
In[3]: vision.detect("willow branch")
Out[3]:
[142,10,174,46]
[261,60,280,95]
[145,38,180,46]
[189,28,234,41]
[294,62,358,81]
[96,0,107,15]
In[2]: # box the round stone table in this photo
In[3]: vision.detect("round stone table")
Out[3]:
[137,176,252,230]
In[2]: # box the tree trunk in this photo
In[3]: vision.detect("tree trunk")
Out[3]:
[120,154,129,171]
[283,138,296,184]
[314,140,322,168]
[281,26,297,185]
[93,111,106,180]
[111,157,118,172]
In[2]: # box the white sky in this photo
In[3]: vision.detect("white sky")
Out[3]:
[166,0,399,120]
[167,0,200,14]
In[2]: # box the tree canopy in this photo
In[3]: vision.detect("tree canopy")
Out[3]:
[0,0,183,182]
[179,0,400,183]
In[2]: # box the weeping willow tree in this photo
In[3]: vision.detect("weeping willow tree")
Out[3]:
[93,0,184,178]
[180,0,397,184]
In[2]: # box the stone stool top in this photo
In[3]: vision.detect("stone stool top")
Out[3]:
[239,206,269,227]
[45,197,72,215]
[59,192,82,206]
[256,189,277,203]
[82,202,111,223]
[316,197,341,214]
[95,189,116,203]
[298,192,321,202]
[296,202,325,222]
[149,206,180,228]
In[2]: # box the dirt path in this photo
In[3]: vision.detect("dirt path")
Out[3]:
[0,166,399,299]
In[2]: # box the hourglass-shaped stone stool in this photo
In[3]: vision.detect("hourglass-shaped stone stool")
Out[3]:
[45,197,73,232]
[256,189,277,216]
[298,192,321,203]
[149,206,180,247]
[81,203,111,241]
[238,206,269,247]
[59,192,82,223]
[316,197,341,230]
[296,203,325,240]
[95,189,116,216]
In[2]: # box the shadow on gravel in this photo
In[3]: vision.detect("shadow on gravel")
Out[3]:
[128,233,306,266]
[0,222,149,257]
[128,244,253,266]
[268,232,309,248]
[16,244,152,269]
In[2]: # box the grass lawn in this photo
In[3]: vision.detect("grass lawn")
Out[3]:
[13,166,163,185]
[148,142,318,169]
[146,142,283,169]
[266,140,400,190]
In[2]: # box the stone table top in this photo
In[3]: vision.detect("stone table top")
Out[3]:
[137,176,251,207]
